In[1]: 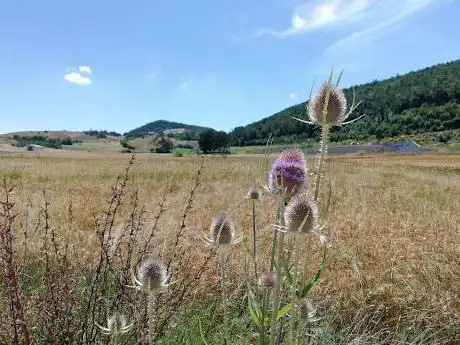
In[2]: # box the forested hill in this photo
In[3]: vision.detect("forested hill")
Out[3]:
[124,120,211,138]
[230,59,460,146]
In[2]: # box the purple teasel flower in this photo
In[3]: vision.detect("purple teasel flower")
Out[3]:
[268,148,307,200]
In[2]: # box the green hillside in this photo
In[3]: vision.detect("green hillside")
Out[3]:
[124,120,211,140]
[230,59,460,146]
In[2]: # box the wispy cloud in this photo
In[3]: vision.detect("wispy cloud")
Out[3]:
[64,65,92,86]
[255,0,442,39]
[327,0,443,52]
[255,0,372,38]
[78,65,92,74]
[289,92,298,100]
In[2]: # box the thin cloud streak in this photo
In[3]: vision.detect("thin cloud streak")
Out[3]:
[326,0,444,52]
[253,0,442,39]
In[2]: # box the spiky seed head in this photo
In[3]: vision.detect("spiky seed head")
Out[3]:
[309,81,347,126]
[247,186,261,200]
[284,193,319,233]
[269,148,307,200]
[107,313,128,334]
[278,148,306,164]
[259,271,277,290]
[210,212,235,246]
[137,257,168,291]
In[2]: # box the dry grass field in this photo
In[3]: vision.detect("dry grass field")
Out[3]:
[0,151,459,344]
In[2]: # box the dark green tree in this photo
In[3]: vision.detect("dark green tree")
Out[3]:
[199,129,230,154]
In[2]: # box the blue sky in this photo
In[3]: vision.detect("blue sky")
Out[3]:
[1,0,459,134]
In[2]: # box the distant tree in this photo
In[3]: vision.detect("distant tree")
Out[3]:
[199,129,230,154]
[62,137,73,145]
[151,135,173,153]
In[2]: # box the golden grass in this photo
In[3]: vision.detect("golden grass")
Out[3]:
[1,152,459,333]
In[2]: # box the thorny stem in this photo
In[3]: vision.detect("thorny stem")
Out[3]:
[270,231,285,345]
[252,200,258,280]
[220,255,229,344]
[289,234,301,344]
[269,197,284,271]
[81,154,134,344]
[314,124,330,203]
[148,289,155,345]
[260,289,269,345]
[0,179,31,345]
[167,156,204,273]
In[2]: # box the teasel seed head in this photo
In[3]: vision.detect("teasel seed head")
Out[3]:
[137,257,169,291]
[309,81,347,126]
[247,186,261,200]
[268,148,307,200]
[210,212,236,246]
[259,271,277,290]
[284,193,319,233]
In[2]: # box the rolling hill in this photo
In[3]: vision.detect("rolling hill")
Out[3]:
[230,59,460,146]
[123,120,212,140]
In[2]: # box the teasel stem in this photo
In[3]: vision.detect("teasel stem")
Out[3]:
[314,124,330,202]
[252,200,258,280]
[313,72,333,203]
[260,289,269,344]
[269,196,284,271]
[289,234,301,344]
[147,289,155,345]
[270,230,285,345]
[219,255,229,344]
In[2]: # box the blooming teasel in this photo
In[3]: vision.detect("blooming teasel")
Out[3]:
[268,148,307,201]
[202,212,243,250]
[96,312,134,336]
[281,193,319,234]
[128,256,174,292]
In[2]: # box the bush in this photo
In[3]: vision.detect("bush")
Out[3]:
[120,139,135,150]
[62,137,73,145]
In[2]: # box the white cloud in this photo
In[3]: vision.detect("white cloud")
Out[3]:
[64,72,92,86]
[78,65,92,74]
[289,92,298,100]
[256,0,442,38]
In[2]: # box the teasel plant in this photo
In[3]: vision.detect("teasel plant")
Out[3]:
[241,147,308,344]
[279,69,363,343]
[267,147,308,344]
[243,70,364,345]
[202,212,242,344]
[127,256,174,345]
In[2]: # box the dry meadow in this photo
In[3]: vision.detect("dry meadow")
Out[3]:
[0,151,459,344]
